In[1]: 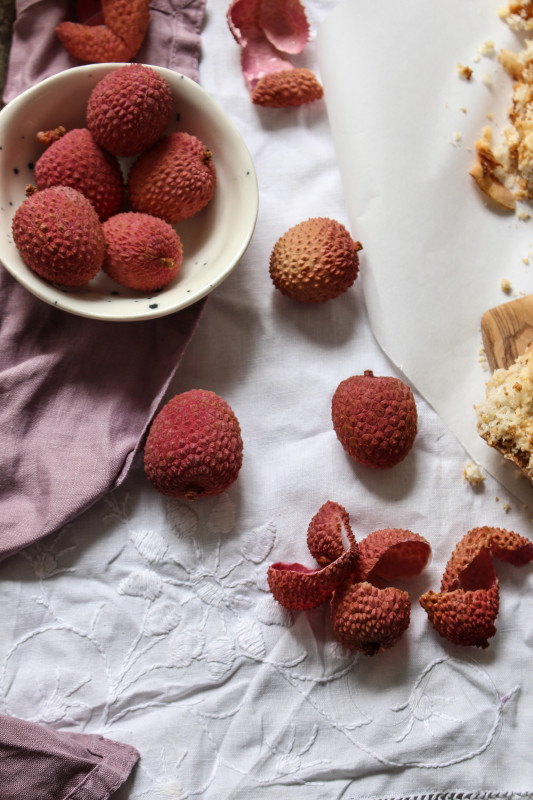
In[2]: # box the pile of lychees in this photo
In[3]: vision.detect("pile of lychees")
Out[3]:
[11,64,216,292]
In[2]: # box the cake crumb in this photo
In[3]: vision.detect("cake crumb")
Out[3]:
[457,63,473,79]
[518,209,532,220]
[503,501,512,511]
[463,460,486,484]
[479,39,496,57]
[500,277,512,292]
[481,72,493,87]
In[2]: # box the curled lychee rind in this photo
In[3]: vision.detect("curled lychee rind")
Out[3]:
[252,68,323,108]
[419,584,499,649]
[420,526,533,647]
[331,580,412,656]
[306,500,353,566]
[358,529,432,583]
[268,507,358,610]
[56,0,150,63]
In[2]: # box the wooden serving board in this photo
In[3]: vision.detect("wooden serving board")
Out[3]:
[481,293,533,371]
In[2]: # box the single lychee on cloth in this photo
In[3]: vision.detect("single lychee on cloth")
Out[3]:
[331,370,418,469]
[56,0,150,64]
[269,217,362,303]
[11,185,105,287]
[86,64,174,157]
[419,526,533,648]
[127,132,217,223]
[267,500,431,655]
[102,212,183,292]
[144,389,243,500]
[34,126,124,221]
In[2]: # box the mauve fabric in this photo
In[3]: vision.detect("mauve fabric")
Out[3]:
[0,715,140,800]
[0,0,208,562]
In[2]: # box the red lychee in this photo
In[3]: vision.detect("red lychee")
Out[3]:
[127,132,216,223]
[12,186,105,286]
[102,212,183,292]
[87,64,174,157]
[144,389,243,500]
[331,370,418,469]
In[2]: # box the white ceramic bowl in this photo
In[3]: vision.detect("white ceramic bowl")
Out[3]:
[0,64,259,321]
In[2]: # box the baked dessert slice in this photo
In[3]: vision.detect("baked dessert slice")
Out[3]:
[475,343,533,479]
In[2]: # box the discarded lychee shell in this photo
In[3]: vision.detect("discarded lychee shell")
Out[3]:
[358,528,432,583]
[268,507,359,610]
[420,526,533,648]
[332,370,418,469]
[306,500,352,566]
[252,68,323,108]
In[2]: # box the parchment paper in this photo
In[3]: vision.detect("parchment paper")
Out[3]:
[317,0,533,507]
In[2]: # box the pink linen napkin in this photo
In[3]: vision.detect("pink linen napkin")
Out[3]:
[0,0,208,563]
[0,714,140,800]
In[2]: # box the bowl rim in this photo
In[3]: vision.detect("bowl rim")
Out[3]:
[0,62,259,321]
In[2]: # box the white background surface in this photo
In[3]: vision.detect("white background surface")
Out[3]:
[1,1,533,797]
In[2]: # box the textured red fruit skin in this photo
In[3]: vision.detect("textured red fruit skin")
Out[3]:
[269,217,361,303]
[87,64,174,157]
[331,370,418,469]
[331,580,411,656]
[56,0,150,64]
[34,128,124,222]
[102,212,183,291]
[128,132,217,223]
[144,390,243,500]
[252,68,323,107]
[419,526,533,648]
[12,186,105,286]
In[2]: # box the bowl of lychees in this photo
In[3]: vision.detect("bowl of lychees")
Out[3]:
[0,63,259,321]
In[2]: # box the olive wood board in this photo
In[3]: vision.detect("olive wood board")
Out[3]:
[481,293,533,372]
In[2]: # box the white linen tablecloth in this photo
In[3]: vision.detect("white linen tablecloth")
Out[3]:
[1,1,533,798]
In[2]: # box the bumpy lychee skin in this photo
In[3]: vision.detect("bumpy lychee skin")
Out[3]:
[87,64,174,157]
[12,186,105,286]
[128,132,217,223]
[330,579,412,656]
[144,389,243,500]
[269,217,362,303]
[34,127,124,221]
[331,370,418,469]
[252,68,324,108]
[102,212,183,291]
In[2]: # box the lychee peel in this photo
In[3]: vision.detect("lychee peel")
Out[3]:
[331,370,418,469]
[87,65,174,157]
[34,127,124,221]
[330,580,412,656]
[102,212,183,292]
[268,500,431,654]
[269,217,362,303]
[144,389,243,501]
[128,132,216,223]
[56,0,150,63]
[358,529,432,583]
[12,185,105,286]
[306,499,353,567]
[419,526,533,647]
[252,68,324,107]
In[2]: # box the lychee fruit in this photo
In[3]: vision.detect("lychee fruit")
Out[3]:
[86,64,174,157]
[34,127,124,221]
[127,132,216,223]
[56,0,150,64]
[101,212,183,292]
[331,370,418,469]
[269,217,362,303]
[144,389,243,500]
[12,185,105,286]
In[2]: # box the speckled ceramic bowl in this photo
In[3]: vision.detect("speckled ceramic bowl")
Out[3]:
[0,63,258,321]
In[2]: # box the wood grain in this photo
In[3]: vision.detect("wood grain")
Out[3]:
[481,293,533,371]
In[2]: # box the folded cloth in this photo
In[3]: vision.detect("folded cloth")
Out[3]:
[0,714,140,800]
[0,0,207,562]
